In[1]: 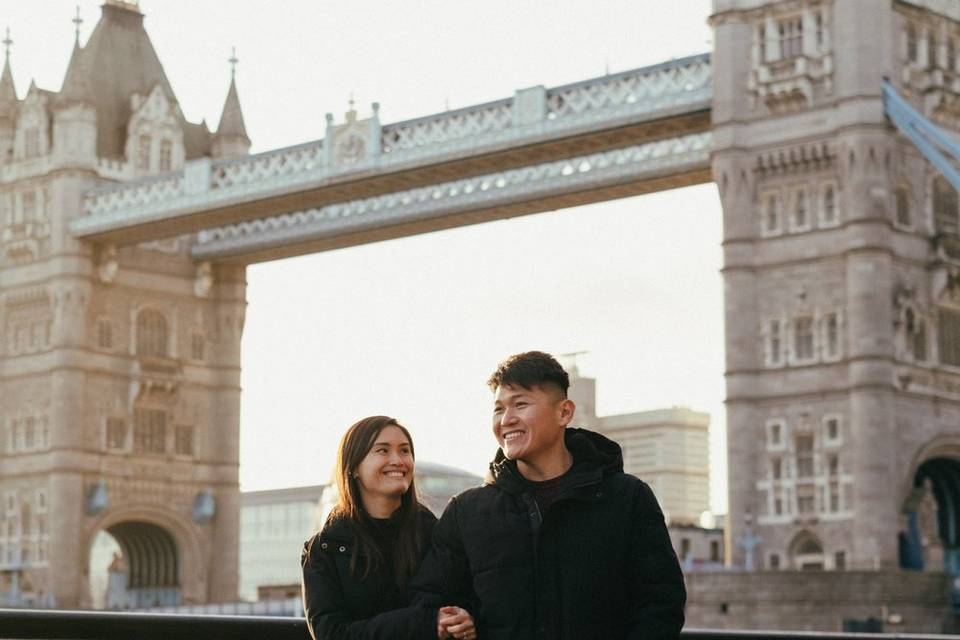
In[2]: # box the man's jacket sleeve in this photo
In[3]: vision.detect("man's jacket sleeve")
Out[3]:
[300,541,434,640]
[626,481,686,640]
[409,496,476,631]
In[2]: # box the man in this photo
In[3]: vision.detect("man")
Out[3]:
[415,351,686,640]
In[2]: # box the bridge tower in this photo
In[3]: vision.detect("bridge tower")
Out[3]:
[713,0,960,573]
[0,1,246,606]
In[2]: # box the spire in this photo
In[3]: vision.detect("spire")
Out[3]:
[57,39,94,107]
[72,5,83,44]
[0,29,17,117]
[213,48,250,158]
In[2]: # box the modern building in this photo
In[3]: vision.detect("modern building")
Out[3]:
[563,355,711,526]
[239,461,481,602]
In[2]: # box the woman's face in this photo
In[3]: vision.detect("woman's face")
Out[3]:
[354,425,414,504]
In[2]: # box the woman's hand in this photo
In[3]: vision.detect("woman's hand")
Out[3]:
[437,605,476,640]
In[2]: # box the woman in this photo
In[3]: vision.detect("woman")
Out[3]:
[301,415,475,640]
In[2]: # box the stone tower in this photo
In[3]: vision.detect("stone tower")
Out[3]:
[713,0,960,573]
[0,1,247,607]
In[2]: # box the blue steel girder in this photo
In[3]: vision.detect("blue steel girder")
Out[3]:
[883,80,960,192]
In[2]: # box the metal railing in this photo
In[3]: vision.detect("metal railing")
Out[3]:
[0,609,957,640]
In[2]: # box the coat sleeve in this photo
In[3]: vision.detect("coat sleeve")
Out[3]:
[408,496,477,632]
[625,481,686,640]
[300,539,435,640]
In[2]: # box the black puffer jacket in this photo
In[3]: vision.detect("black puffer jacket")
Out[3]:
[411,428,686,640]
[301,507,437,640]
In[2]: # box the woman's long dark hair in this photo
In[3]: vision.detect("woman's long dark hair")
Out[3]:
[327,415,424,583]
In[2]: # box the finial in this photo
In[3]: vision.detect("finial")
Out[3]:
[3,28,12,62]
[228,46,238,80]
[72,5,83,43]
[348,92,355,112]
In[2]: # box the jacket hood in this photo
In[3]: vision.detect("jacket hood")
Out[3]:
[486,427,623,489]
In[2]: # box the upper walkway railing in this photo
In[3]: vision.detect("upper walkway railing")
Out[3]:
[70,54,712,240]
[0,609,955,640]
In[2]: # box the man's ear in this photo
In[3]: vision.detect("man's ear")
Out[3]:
[559,398,576,427]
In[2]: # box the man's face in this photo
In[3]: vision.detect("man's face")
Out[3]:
[492,383,570,462]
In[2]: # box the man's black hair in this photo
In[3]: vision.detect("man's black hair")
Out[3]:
[487,351,570,396]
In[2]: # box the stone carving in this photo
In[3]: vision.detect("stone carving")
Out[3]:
[97,245,118,284]
[917,478,945,570]
[193,262,213,298]
[3,289,52,356]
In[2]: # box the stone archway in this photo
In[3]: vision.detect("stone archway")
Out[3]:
[901,457,960,574]
[83,506,206,608]
[788,530,825,570]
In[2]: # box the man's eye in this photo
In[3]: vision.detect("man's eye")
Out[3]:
[516,402,527,408]
[493,407,503,414]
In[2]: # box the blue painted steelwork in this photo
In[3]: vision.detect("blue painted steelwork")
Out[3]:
[883,80,960,191]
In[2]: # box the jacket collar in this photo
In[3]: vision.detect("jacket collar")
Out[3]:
[486,427,623,494]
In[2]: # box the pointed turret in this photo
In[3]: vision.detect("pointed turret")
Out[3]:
[0,30,18,164]
[212,49,250,159]
[57,41,94,107]
[0,29,18,118]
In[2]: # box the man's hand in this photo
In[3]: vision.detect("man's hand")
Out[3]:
[437,605,476,640]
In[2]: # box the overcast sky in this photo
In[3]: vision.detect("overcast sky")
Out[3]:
[4,0,726,512]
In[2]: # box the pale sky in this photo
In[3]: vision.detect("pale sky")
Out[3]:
[4,0,726,512]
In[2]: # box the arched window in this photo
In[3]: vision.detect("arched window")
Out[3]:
[136,310,168,358]
[933,175,959,236]
[789,532,825,570]
[895,185,911,226]
[907,23,918,63]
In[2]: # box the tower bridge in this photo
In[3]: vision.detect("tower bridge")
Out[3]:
[0,0,959,628]
[72,54,712,261]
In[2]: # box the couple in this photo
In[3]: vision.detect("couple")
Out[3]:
[301,351,686,639]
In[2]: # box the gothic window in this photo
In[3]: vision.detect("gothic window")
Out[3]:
[758,24,767,63]
[190,332,205,361]
[778,17,803,59]
[137,134,151,171]
[771,456,782,479]
[105,417,127,450]
[762,192,781,235]
[23,127,39,158]
[834,551,846,570]
[827,453,839,476]
[907,23,918,63]
[766,319,784,365]
[767,419,785,449]
[133,407,167,454]
[769,553,781,569]
[97,319,113,350]
[823,415,841,444]
[21,191,35,222]
[820,183,837,226]
[928,32,938,69]
[136,309,168,358]
[934,175,959,236]
[174,424,194,456]
[710,541,720,562]
[814,10,827,51]
[793,316,815,361]
[895,185,911,227]
[938,307,960,366]
[159,139,172,172]
[949,38,957,72]
[22,416,34,450]
[822,312,840,359]
[791,188,809,230]
[796,485,815,514]
[795,434,815,478]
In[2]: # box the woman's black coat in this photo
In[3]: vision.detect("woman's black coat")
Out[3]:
[301,507,436,640]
